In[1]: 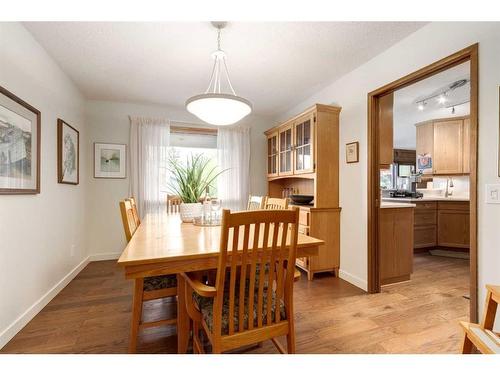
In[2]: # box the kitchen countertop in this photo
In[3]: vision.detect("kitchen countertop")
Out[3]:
[380,201,416,209]
[382,196,470,203]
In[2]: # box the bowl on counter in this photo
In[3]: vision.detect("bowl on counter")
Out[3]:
[289,194,314,205]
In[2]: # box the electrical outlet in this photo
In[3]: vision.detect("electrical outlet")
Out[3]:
[70,244,76,257]
[485,184,500,204]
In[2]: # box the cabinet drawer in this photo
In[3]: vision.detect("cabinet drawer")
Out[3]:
[299,210,310,226]
[298,224,309,235]
[415,201,437,210]
[414,211,437,226]
[437,201,469,211]
[414,225,437,248]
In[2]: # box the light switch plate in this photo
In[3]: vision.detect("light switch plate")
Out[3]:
[485,184,500,204]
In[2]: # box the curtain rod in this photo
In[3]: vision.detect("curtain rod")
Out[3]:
[170,122,218,135]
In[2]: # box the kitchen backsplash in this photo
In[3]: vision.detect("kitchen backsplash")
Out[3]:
[431,176,470,197]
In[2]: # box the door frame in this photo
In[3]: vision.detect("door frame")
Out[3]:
[367,44,479,322]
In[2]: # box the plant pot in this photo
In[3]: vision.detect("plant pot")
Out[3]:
[179,202,202,223]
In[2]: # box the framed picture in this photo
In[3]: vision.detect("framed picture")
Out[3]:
[346,141,359,163]
[94,142,126,179]
[57,119,79,185]
[0,85,41,194]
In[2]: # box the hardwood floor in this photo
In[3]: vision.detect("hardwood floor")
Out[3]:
[1,253,469,354]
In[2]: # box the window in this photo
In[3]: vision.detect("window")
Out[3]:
[159,130,218,202]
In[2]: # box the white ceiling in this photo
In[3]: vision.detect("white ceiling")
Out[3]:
[24,22,426,116]
[394,61,470,149]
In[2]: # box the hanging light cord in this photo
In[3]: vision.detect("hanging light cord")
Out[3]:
[204,26,237,96]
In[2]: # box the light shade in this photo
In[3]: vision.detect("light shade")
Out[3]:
[186,93,252,126]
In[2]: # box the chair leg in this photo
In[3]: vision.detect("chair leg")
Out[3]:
[129,278,144,353]
[192,320,200,354]
[211,340,222,354]
[287,317,296,354]
[461,334,474,354]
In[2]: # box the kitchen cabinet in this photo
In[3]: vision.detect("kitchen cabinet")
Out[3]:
[437,201,470,248]
[462,118,471,174]
[379,92,394,168]
[433,119,463,174]
[394,149,416,165]
[413,201,437,248]
[410,200,469,250]
[416,121,434,175]
[293,113,315,174]
[415,116,470,175]
[266,132,278,177]
[278,123,293,176]
[379,207,414,285]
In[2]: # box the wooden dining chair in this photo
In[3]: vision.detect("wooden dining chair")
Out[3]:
[126,197,141,228]
[119,199,178,353]
[460,284,500,354]
[247,195,266,210]
[263,197,289,210]
[167,194,182,214]
[261,197,301,282]
[181,207,300,354]
[120,199,138,242]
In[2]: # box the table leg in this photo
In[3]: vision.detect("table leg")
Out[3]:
[177,274,190,353]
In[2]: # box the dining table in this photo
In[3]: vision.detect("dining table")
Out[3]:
[117,212,325,353]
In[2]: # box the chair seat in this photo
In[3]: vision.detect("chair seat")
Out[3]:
[193,286,286,335]
[460,321,500,354]
[143,275,177,291]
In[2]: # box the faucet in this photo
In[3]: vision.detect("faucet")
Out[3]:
[445,177,454,197]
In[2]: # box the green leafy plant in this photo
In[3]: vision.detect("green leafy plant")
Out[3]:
[168,153,225,203]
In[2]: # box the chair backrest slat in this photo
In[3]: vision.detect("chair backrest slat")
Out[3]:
[247,195,266,210]
[228,226,240,335]
[247,222,261,330]
[213,208,299,337]
[257,221,270,328]
[237,223,251,331]
[120,200,138,242]
[263,197,289,210]
[167,195,182,214]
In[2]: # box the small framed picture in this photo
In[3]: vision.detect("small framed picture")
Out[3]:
[57,119,79,185]
[346,141,359,163]
[94,142,126,179]
[0,85,41,194]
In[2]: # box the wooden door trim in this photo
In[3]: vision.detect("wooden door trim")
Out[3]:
[367,43,479,323]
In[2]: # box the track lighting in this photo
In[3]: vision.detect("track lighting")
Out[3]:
[437,93,448,104]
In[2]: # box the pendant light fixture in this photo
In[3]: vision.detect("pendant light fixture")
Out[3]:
[186,22,252,126]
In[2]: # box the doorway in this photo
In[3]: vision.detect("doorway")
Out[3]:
[367,44,478,322]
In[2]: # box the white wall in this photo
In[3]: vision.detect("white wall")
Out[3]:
[276,22,500,317]
[0,23,88,347]
[85,100,271,257]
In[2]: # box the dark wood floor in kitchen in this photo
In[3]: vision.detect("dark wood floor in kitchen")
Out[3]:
[1,253,469,354]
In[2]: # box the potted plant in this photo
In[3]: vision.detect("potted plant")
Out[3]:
[168,153,224,223]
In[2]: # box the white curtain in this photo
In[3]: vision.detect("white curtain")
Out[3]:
[129,116,170,217]
[217,126,250,211]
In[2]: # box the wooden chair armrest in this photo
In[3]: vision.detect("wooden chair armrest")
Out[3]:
[181,272,217,298]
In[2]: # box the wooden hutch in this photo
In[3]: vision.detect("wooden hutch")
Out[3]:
[264,104,341,280]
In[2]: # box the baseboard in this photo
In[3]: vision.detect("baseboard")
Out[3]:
[88,252,121,261]
[0,256,90,350]
[339,269,368,291]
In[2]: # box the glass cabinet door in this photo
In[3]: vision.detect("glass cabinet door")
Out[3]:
[294,115,314,174]
[279,125,293,175]
[267,133,278,176]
